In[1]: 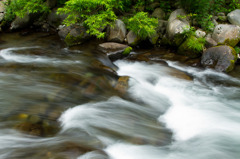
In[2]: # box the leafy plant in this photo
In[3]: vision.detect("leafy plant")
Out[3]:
[3,0,49,22]
[127,12,158,39]
[57,0,120,38]
[182,26,206,53]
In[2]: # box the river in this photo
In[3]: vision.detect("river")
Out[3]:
[0,32,240,159]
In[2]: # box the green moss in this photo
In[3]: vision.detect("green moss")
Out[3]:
[222,38,240,47]
[226,60,235,72]
[64,33,85,46]
[122,46,132,55]
[150,34,159,45]
[177,36,204,58]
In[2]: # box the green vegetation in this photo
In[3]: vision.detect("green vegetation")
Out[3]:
[4,0,49,22]
[126,12,158,39]
[122,46,132,55]
[2,0,240,39]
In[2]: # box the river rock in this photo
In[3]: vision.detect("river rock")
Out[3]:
[98,42,131,61]
[47,8,67,29]
[115,76,129,94]
[152,8,165,19]
[127,30,140,46]
[195,29,206,38]
[212,24,240,47]
[167,9,190,46]
[59,25,91,46]
[10,14,31,30]
[201,45,237,72]
[227,9,240,26]
[205,34,217,48]
[107,19,126,43]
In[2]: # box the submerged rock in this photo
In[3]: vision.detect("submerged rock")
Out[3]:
[115,76,130,94]
[201,45,237,72]
[15,114,59,137]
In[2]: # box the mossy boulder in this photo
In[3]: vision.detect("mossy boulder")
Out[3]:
[177,36,204,58]
[201,45,238,72]
[64,26,91,46]
[212,24,240,47]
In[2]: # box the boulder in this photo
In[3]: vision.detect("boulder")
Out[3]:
[201,45,237,72]
[10,14,31,30]
[127,30,140,46]
[227,9,240,26]
[152,8,165,19]
[212,24,240,47]
[205,34,217,48]
[47,8,67,29]
[107,19,127,43]
[168,9,188,23]
[97,42,131,61]
[156,20,168,35]
[167,19,190,45]
[58,25,91,46]
[166,9,190,45]
[58,25,74,39]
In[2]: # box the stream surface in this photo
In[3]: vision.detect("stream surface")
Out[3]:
[0,32,240,159]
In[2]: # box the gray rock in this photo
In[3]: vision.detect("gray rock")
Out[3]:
[201,45,237,72]
[107,19,126,43]
[127,31,140,46]
[228,9,240,26]
[168,9,188,23]
[0,0,6,13]
[167,19,190,42]
[212,24,240,47]
[98,42,128,53]
[98,42,129,61]
[205,35,217,48]
[195,29,206,38]
[58,25,90,46]
[152,8,165,19]
[10,14,31,30]
[47,8,67,29]
[58,25,74,39]
[166,9,190,45]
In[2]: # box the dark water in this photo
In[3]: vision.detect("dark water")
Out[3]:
[0,32,240,159]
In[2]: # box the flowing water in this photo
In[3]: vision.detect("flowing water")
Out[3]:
[0,32,240,159]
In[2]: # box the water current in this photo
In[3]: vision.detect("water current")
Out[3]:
[0,32,240,159]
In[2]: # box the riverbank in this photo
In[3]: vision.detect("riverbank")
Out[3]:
[1,0,240,74]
